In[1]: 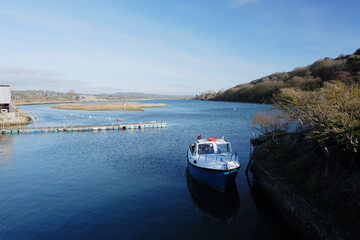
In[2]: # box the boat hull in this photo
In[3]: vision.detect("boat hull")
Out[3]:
[186,169,240,221]
[187,162,239,192]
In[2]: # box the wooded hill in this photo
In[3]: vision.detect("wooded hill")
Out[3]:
[195,48,360,103]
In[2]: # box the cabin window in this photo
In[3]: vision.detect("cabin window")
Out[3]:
[217,144,230,153]
[190,144,195,153]
[198,144,214,154]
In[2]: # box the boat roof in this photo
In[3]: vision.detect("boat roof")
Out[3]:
[196,138,229,144]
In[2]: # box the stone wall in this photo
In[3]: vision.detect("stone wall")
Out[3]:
[251,160,356,240]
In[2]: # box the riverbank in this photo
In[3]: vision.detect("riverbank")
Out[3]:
[50,102,167,111]
[251,133,359,239]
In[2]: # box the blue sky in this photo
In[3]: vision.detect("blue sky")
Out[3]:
[0,0,359,95]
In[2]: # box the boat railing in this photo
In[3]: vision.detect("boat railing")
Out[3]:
[196,152,238,163]
[216,152,238,163]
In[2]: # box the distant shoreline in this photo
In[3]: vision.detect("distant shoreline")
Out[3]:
[15,100,87,106]
[50,102,167,111]
[14,98,186,106]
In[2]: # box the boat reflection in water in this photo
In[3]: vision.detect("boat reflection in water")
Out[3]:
[186,169,240,222]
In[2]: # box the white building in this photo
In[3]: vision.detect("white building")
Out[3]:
[0,84,12,112]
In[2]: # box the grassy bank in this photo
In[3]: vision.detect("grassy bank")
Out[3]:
[253,133,360,237]
[50,102,167,111]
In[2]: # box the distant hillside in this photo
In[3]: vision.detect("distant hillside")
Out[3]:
[12,90,69,97]
[12,90,73,103]
[11,90,193,103]
[195,48,360,103]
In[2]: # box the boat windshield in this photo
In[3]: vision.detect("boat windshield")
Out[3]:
[217,143,230,153]
[198,144,214,154]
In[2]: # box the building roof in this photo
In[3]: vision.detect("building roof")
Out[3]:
[0,84,10,87]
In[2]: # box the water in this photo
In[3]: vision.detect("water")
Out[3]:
[0,100,300,240]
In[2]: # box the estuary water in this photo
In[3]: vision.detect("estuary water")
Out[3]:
[0,100,300,240]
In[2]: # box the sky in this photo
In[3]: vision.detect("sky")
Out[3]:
[0,0,359,95]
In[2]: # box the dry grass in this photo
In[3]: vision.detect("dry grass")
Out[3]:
[50,102,167,111]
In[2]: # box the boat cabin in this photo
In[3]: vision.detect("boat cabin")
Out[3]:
[190,138,232,155]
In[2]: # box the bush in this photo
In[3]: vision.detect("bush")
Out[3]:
[333,71,351,81]
[309,58,346,81]
[286,76,322,91]
[354,48,360,55]
[290,66,311,78]
[346,56,360,72]
[275,82,360,162]
[252,112,292,137]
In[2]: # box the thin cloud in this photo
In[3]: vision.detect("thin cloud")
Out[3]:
[229,0,257,8]
[0,67,85,92]
[0,67,128,94]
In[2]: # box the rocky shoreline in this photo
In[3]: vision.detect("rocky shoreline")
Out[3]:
[0,112,32,127]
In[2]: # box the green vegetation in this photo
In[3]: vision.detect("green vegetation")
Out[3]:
[196,48,360,103]
[276,82,360,163]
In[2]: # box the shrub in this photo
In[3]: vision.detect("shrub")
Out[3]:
[354,48,360,55]
[346,56,360,73]
[333,71,351,81]
[252,112,292,136]
[247,81,284,102]
[275,82,360,163]
[286,76,322,91]
[309,58,346,81]
[298,77,323,91]
[290,66,311,78]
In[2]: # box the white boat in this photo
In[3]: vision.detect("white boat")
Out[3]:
[187,137,241,192]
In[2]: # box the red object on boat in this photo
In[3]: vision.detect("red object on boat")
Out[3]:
[116,118,121,121]
[197,135,202,140]
[207,138,218,141]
